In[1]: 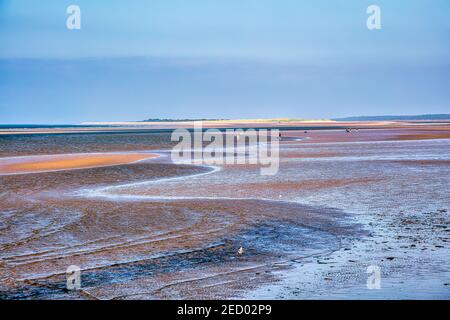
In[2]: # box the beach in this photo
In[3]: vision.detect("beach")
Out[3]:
[0,122,449,299]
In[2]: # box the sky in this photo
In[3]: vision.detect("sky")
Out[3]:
[0,0,449,124]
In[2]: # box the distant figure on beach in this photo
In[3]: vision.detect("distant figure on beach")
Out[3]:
[237,247,244,256]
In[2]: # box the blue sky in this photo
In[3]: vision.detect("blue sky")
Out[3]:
[0,0,449,123]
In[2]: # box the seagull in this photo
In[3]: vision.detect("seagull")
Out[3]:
[237,247,244,256]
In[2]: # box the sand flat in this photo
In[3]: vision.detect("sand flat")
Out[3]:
[0,126,449,299]
[0,152,158,175]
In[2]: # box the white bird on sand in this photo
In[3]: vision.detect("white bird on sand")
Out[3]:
[237,247,244,256]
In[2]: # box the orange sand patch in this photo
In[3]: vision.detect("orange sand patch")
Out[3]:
[281,152,341,159]
[0,153,158,175]
[388,133,450,141]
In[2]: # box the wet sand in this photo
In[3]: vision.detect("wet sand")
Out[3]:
[0,153,158,175]
[0,123,449,299]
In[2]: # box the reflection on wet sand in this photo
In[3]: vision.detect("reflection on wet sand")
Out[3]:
[0,125,449,299]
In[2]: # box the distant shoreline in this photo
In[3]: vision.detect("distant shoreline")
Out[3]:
[332,114,450,121]
[81,119,335,126]
[2,115,449,129]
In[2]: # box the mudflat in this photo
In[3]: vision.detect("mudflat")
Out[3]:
[0,123,449,299]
